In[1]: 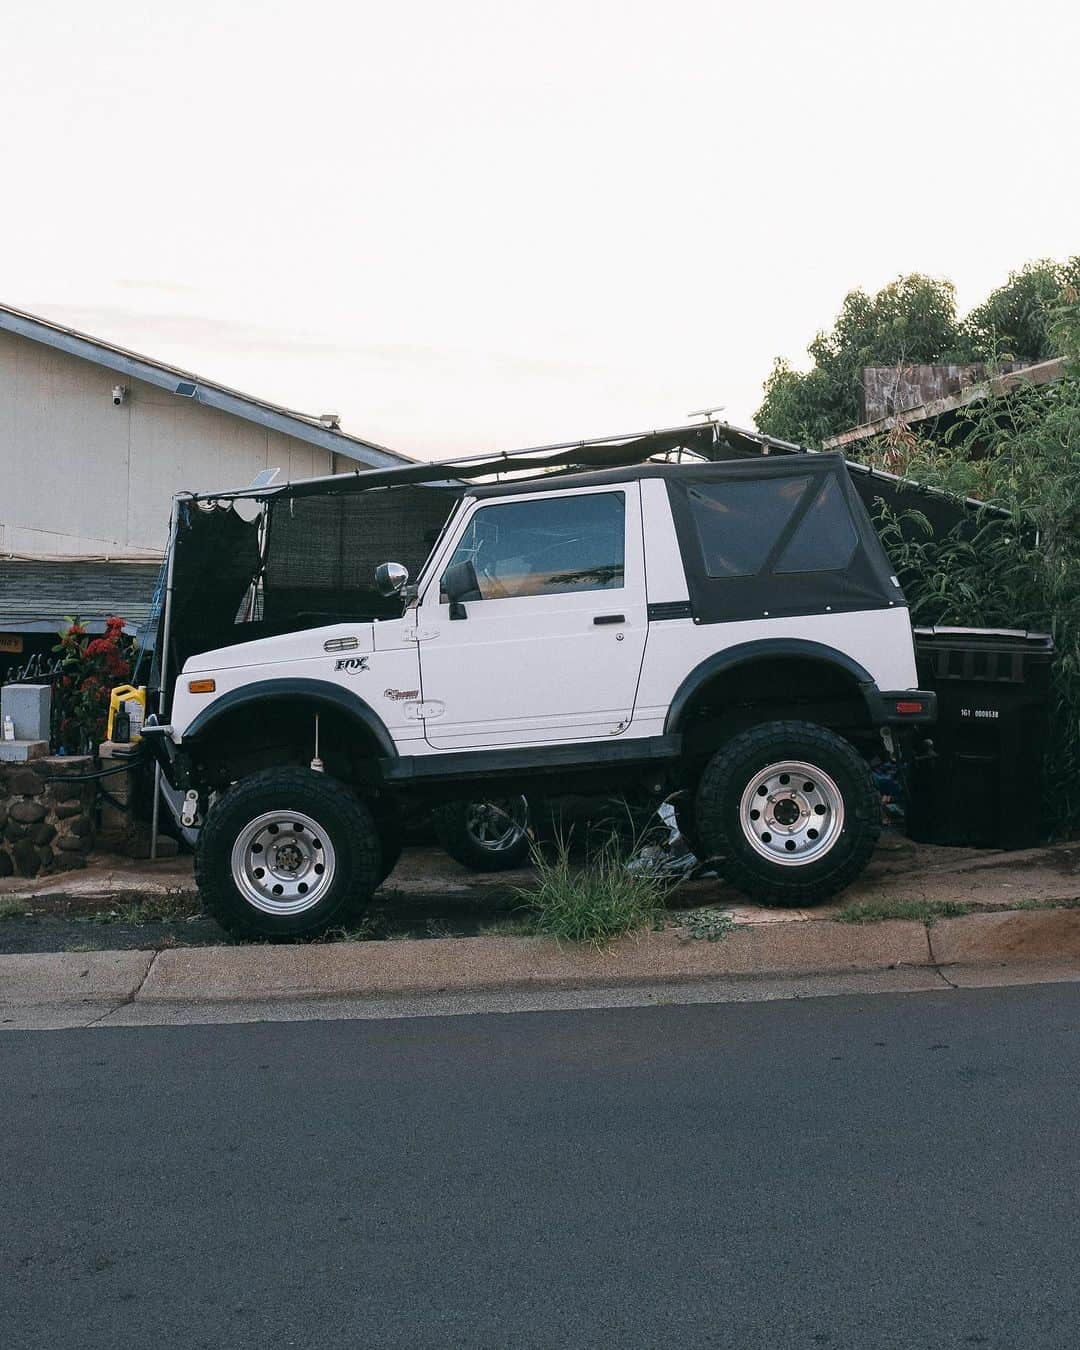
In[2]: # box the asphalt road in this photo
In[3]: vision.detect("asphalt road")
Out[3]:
[4,984,1080,1350]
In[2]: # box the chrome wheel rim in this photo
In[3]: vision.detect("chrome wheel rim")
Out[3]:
[230,810,337,915]
[738,760,844,867]
[465,797,529,853]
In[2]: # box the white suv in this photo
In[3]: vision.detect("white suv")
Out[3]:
[150,452,935,939]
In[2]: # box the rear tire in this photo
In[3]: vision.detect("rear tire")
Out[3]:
[373,808,404,884]
[195,768,382,940]
[694,720,880,906]
[433,796,532,872]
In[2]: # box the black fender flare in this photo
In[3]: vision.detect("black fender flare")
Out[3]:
[181,678,398,759]
[664,639,882,734]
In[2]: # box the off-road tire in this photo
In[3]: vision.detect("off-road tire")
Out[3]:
[670,793,704,858]
[195,768,382,940]
[694,720,880,905]
[375,815,404,884]
[432,798,532,872]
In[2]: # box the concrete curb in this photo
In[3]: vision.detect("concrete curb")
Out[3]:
[3,908,1080,1013]
[929,908,1080,965]
[0,950,154,1007]
[136,920,930,1003]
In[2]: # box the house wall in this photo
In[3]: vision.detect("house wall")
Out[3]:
[0,330,336,557]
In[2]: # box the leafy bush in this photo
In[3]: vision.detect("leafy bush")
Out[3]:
[864,294,1080,835]
[519,834,674,947]
[52,616,134,754]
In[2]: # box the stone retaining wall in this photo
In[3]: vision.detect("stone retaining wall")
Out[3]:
[0,756,96,878]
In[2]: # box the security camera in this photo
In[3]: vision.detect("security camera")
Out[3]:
[112,385,128,406]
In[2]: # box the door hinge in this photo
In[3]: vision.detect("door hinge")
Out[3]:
[403,626,440,642]
[402,701,446,720]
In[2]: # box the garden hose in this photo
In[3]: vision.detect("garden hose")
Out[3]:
[35,754,149,784]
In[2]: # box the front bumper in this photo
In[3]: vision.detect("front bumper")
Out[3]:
[140,725,194,789]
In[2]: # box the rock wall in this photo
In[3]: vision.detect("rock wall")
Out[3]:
[0,756,95,878]
[94,741,178,859]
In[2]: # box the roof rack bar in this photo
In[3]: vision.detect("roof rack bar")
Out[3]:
[186,417,796,502]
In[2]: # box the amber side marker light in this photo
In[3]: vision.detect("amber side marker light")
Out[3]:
[188,679,216,694]
[895,701,924,715]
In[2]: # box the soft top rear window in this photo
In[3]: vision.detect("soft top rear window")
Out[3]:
[686,473,857,580]
[774,474,857,574]
[687,477,806,579]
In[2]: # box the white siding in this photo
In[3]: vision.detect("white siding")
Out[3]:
[0,330,336,557]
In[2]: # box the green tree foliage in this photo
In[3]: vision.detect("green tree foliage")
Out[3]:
[756,275,966,444]
[965,257,1080,363]
[756,260,1079,445]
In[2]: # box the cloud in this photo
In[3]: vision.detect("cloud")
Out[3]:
[114,279,202,296]
[25,302,610,381]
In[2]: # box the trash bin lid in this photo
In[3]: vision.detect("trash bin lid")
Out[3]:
[914,626,1053,650]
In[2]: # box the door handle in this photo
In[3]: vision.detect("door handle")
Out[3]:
[593,614,625,625]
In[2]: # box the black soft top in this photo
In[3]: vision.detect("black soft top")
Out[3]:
[473,453,905,625]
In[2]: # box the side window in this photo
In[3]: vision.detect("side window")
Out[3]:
[440,492,625,601]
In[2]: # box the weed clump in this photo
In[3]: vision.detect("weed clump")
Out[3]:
[835,898,972,926]
[678,908,737,942]
[518,834,674,948]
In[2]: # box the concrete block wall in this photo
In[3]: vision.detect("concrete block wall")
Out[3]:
[0,756,95,878]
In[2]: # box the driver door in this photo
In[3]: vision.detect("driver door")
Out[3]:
[416,484,648,750]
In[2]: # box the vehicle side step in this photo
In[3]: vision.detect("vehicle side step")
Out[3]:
[382,734,683,783]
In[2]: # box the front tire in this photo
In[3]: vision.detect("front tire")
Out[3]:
[195,768,382,940]
[694,721,880,905]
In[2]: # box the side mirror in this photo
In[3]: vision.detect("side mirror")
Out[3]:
[374,561,409,598]
[442,559,481,620]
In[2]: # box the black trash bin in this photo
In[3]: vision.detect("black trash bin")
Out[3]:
[907,627,1054,850]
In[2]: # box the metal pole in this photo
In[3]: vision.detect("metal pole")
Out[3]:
[150,495,183,861]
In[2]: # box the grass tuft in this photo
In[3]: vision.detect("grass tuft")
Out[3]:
[321,918,377,943]
[114,892,200,925]
[834,898,972,927]
[0,897,27,920]
[516,833,675,949]
[481,915,538,938]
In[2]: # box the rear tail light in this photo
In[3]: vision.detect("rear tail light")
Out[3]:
[895,700,924,715]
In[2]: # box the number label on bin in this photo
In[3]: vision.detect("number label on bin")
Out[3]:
[960,707,1000,719]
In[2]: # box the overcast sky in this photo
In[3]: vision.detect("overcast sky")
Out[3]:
[2,0,1076,458]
